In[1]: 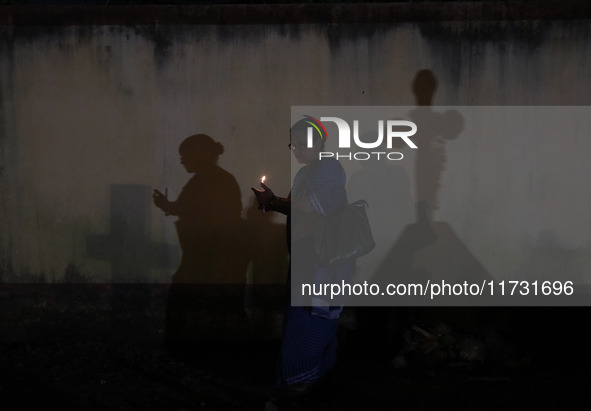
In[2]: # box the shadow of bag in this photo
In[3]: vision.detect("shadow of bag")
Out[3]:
[313,200,376,267]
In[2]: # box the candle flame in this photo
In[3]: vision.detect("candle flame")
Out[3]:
[261,175,266,183]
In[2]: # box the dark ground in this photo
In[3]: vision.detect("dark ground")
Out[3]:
[1,284,591,410]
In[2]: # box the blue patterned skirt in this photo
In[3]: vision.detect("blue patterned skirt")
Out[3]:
[278,306,339,387]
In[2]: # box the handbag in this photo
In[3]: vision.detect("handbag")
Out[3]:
[313,200,376,267]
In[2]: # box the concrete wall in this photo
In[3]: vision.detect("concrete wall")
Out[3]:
[1,4,590,284]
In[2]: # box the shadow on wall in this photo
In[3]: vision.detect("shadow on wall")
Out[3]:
[152,134,246,285]
[244,197,289,285]
[374,69,491,288]
[150,134,248,351]
[349,70,493,354]
[404,69,490,285]
[150,134,287,356]
[84,134,288,355]
[348,70,491,293]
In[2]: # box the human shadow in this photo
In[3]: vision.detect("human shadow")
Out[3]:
[243,197,289,314]
[153,134,249,358]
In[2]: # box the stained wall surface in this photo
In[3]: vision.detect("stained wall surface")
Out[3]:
[1,5,590,284]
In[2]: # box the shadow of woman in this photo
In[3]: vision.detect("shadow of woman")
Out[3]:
[153,134,248,357]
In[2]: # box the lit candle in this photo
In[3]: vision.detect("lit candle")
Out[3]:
[261,176,267,214]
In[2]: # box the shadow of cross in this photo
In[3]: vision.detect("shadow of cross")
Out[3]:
[86,184,175,282]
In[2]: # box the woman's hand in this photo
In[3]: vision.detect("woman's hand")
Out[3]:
[153,188,170,213]
[251,182,274,213]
